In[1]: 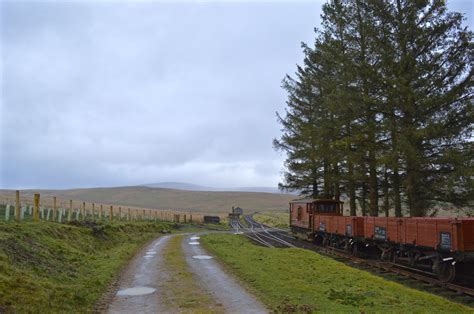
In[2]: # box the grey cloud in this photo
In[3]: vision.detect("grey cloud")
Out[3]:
[1,0,471,189]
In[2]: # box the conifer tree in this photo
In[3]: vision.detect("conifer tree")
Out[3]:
[275,0,473,216]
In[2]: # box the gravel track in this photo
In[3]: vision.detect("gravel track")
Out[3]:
[107,235,172,313]
[105,232,267,313]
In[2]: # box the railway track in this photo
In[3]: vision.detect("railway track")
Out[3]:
[229,215,295,248]
[229,214,474,305]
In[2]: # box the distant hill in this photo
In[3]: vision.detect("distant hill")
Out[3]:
[142,182,217,191]
[141,182,295,194]
[0,186,295,214]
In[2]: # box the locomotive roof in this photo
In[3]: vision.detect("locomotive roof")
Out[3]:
[289,198,343,204]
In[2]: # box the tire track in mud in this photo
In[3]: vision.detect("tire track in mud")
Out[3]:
[182,234,268,314]
[105,235,172,313]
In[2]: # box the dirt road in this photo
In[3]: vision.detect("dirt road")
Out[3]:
[105,233,267,313]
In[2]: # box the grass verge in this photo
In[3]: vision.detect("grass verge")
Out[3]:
[201,234,471,313]
[0,220,176,313]
[161,235,223,313]
[253,212,289,228]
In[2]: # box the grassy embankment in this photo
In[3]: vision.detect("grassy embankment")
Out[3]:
[161,235,223,313]
[0,220,178,313]
[253,212,289,228]
[201,234,471,313]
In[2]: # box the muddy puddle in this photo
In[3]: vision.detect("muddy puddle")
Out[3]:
[116,286,156,296]
[192,255,213,260]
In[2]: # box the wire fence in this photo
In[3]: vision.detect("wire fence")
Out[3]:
[0,191,206,224]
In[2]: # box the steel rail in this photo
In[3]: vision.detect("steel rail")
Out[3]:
[243,215,297,248]
[231,217,275,248]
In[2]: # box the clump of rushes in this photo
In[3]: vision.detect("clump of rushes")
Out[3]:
[252,212,289,228]
[201,234,472,313]
[0,220,175,312]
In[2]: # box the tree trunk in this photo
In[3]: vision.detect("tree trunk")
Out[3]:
[323,159,331,198]
[368,150,379,216]
[406,157,424,217]
[312,167,319,199]
[360,182,368,216]
[391,128,402,217]
[348,161,357,216]
[334,164,341,202]
[383,168,390,217]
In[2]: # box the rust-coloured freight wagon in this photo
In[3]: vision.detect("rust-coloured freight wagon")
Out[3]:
[364,217,402,243]
[363,216,474,282]
[402,217,474,252]
[314,216,365,237]
[335,216,365,238]
[365,217,474,252]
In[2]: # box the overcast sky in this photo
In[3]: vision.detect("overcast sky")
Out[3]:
[1,0,472,190]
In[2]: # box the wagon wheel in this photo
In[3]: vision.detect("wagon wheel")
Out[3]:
[434,261,457,283]
[344,241,352,253]
[352,243,359,258]
[380,248,390,261]
[322,237,329,247]
[409,253,416,268]
[389,250,398,264]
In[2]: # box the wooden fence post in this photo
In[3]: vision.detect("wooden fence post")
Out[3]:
[15,190,21,221]
[68,200,73,222]
[53,197,57,222]
[33,194,40,222]
[128,208,131,221]
[109,205,113,221]
[92,203,95,220]
[100,204,103,219]
[190,214,193,223]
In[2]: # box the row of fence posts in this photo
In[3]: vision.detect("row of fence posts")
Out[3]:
[0,191,197,223]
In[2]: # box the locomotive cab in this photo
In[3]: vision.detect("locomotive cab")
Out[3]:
[313,199,343,216]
